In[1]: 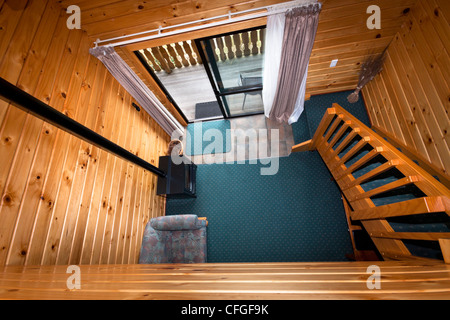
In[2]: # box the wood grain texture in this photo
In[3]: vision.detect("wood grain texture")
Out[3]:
[362,0,450,183]
[0,261,449,299]
[0,3,169,267]
[58,0,418,112]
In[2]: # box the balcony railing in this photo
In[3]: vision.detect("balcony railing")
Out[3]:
[139,29,265,74]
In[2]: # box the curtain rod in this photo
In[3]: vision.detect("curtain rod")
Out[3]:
[0,77,167,178]
[94,0,318,48]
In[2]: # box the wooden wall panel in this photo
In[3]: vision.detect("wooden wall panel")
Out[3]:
[0,2,169,266]
[362,0,450,181]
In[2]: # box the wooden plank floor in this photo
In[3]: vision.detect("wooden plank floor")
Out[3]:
[1,261,449,299]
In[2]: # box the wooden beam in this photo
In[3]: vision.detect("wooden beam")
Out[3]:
[351,196,450,220]
[350,176,421,202]
[343,160,401,190]
[326,120,352,152]
[123,17,267,52]
[1,261,450,299]
[381,252,442,262]
[323,114,343,142]
[310,107,336,149]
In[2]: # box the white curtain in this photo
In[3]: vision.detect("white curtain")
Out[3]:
[262,0,318,124]
[90,46,184,138]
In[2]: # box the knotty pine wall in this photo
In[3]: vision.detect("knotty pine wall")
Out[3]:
[362,0,449,180]
[0,1,169,266]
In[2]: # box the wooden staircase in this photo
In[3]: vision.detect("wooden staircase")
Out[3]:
[292,103,450,262]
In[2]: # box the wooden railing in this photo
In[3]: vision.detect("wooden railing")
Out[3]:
[140,40,202,74]
[292,103,450,263]
[140,28,265,74]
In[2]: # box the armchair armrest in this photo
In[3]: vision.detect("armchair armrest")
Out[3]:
[150,214,206,231]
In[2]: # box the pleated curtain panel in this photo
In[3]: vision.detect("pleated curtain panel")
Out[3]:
[263,1,321,124]
[89,46,185,138]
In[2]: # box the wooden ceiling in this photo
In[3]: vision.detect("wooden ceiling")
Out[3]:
[58,0,418,118]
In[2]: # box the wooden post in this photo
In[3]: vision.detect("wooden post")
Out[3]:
[181,41,197,66]
[233,33,242,58]
[291,140,312,153]
[190,41,202,64]
[215,36,227,61]
[259,28,265,54]
[250,30,258,55]
[224,35,234,59]
[150,47,171,74]
[241,31,250,56]
[142,49,161,72]
[166,44,182,68]
[174,42,190,67]
[158,46,175,70]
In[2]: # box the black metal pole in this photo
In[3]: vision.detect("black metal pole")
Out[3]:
[0,77,166,178]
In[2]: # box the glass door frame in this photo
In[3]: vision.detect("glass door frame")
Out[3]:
[135,25,266,124]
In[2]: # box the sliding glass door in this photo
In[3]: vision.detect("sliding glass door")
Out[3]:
[135,26,266,123]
